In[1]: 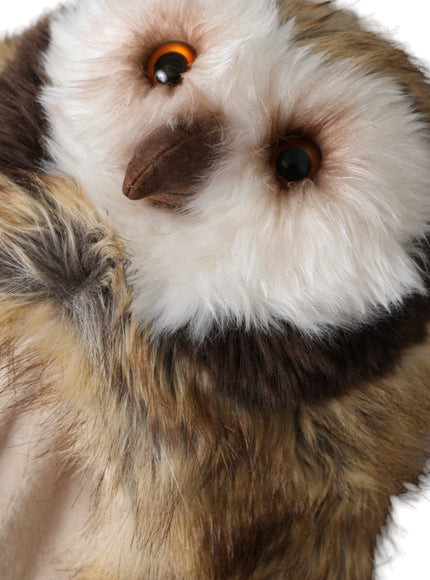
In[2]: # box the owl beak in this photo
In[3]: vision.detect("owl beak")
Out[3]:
[122,118,222,210]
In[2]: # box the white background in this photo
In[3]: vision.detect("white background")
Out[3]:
[0,1,429,579]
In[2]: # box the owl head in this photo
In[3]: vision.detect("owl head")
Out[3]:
[16,0,430,343]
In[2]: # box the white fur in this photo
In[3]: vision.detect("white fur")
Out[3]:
[41,0,430,339]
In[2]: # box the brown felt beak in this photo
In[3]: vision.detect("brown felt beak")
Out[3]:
[122,118,223,210]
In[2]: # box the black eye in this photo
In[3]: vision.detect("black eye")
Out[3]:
[272,137,321,184]
[146,42,196,86]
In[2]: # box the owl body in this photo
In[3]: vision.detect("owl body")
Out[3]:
[0,1,429,578]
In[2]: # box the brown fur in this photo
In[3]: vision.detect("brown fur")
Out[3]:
[0,173,429,579]
[0,17,51,183]
[0,1,430,579]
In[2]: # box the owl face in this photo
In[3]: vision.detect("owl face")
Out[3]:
[41,0,430,340]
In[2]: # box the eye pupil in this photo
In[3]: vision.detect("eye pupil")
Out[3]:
[153,52,190,86]
[147,42,196,86]
[272,138,321,185]
[276,147,312,182]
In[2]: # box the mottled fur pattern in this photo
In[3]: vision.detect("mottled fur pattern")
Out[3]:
[0,0,430,579]
[1,175,430,579]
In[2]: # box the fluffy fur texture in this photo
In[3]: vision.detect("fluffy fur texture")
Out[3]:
[0,0,429,578]
[1,175,430,580]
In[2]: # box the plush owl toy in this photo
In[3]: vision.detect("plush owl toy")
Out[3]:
[0,0,429,578]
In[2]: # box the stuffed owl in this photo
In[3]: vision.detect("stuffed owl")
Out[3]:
[0,0,429,579]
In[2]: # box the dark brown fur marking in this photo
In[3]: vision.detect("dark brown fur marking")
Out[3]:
[157,287,430,409]
[0,18,51,183]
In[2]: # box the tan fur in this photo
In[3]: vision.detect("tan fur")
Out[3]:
[0,2,430,579]
[0,35,20,72]
[279,0,430,122]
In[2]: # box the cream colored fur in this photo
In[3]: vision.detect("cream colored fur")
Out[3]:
[0,403,91,580]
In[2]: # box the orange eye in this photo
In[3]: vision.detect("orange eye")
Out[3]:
[146,41,196,86]
[272,137,321,184]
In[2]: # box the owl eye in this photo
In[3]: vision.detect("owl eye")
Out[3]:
[272,137,321,184]
[146,42,196,86]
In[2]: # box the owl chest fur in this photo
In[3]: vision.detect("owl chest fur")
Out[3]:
[0,173,428,579]
[78,326,430,579]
